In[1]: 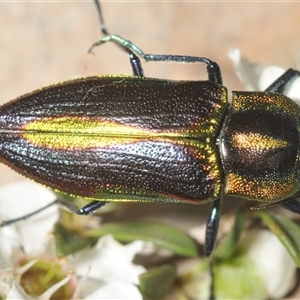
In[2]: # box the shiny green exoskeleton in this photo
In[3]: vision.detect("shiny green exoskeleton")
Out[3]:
[1,1,300,268]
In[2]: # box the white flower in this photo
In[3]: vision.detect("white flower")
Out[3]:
[0,181,147,299]
[181,229,296,300]
[72,235,146,299]
[0,180,59,256]
[240,229,296,299]
[0,181,70,299]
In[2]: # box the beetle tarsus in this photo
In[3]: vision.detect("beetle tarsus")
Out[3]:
[79,200,109,215]
[90,5,223,82]
[90,8,145,77]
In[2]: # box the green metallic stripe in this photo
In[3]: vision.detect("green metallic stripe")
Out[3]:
[23,117,152,149]
[22,116,227,149]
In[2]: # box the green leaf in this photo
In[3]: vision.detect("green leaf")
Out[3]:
[213,206,246,260]
[54,223,92,257]
[139,265,176,299]
[257,210,300,266]
[85,222,198,257]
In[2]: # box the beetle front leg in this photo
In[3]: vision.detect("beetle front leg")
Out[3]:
[280,197,300,214]
[265,68,300,93]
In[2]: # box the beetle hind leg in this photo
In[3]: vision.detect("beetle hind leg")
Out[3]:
[0,199,109,227]
[78,200,109,215]
[204,196,222,300]
[0,199,59,227]
[55,199,109,215]
[205,197,222,257]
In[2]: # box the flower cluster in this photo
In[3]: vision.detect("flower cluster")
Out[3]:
[0,181,146,299]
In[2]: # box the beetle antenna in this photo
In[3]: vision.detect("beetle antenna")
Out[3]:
[94,0,109,36]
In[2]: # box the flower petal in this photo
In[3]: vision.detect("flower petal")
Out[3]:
[6,281,28,300]
[258,66,285,91]
[228,48,263,91]
[72,235,146,284]
[240,229,296,299]
[0,181,59,255]
[84,282,143,300]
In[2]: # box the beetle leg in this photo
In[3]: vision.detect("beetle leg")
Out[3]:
[251,197,300,215]
[265,69,300,93]
[128,52,144,77]
[93,0,109,36]
[53,199,108,215]
[94,38,145,76]
[91,0,144,76]
[205,196,222,300]
[205,196,222,257]
[89,34,223,84]
[280,198,300,214]
[92,0,222,82]
[143,54,223,85]
[78,200,109,215]
[0,199,59,227]
[0,199,108,227]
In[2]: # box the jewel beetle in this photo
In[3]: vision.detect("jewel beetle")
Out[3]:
[1,1,300,265]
